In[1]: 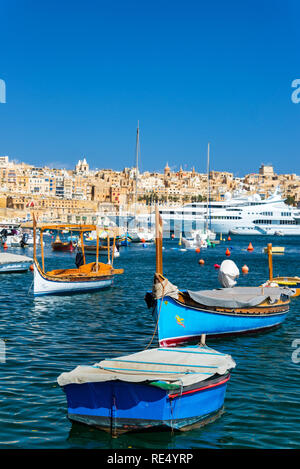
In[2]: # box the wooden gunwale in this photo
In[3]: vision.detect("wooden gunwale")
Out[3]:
[173,292,289,316]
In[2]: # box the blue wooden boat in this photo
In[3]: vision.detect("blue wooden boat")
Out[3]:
[146,281,290,347]
[0,253,32,273]
[57,346,235,436]
[145,208,291,347]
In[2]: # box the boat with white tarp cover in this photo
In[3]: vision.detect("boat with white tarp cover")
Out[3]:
[58,345,236,435]
[0,253,33,273]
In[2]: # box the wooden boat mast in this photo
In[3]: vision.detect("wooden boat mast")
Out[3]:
[155,205,163,275]
[134,121,139,228]
[268,243,273,280]
[96,227,99,272]
[80,231,86,264]
[33,213,37,263]
[205,142,210,234]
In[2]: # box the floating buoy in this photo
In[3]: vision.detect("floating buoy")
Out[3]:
[198,259,205,265]
[171,234,175,239]
[225,248,231,256]
[214,263,220,269]
[3,242,7,249]
[228,236,231,241]
[247,242,254,251]
[242,265,249,274]
[195,247,201,253]
[140,238,145,243]
[29,264,34,271]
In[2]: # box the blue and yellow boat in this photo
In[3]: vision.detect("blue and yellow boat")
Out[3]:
[144,212,291,347]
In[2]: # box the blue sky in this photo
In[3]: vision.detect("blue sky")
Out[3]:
[0,0,299,175]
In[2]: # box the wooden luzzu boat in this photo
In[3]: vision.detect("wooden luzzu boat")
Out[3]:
[51,234,76,252]
[262,243,300,297]
[33,218,123,296]
[144,209,291,347]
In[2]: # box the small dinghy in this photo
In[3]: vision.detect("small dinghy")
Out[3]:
[0,253,32,273]
[57,345,235,436]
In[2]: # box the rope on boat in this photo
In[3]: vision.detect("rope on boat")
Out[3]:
[144,274,165,350]
[27,279,34,295]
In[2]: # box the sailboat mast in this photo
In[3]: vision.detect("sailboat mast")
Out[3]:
[205,142,210,233]
[134,121,139,223]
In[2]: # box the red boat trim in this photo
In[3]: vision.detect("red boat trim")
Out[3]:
[159,322,285,347]
[169,375,230,399]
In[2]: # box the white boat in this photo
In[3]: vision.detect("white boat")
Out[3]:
[33,263,114,295]
[2,232,40,247]
[33,222,123,296]
[182,227,216,249]
[0,253,33,273]
[155,187,300,236]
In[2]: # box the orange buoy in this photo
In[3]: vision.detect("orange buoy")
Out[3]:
[3,242,7,249]
[198,258,205,265]
[242,265,249,274]
[228,236,231,241]
[141,238,145,243]
[171,234,175,239]
[195,247,201,253]
[29,264,34,271]
[247,242,254,251]
[225,248,231,256]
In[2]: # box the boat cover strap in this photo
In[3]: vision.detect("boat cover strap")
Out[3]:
[187,286,291,308]
[57,346,236,388]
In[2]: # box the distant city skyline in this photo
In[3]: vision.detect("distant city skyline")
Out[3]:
[0,1,299,175]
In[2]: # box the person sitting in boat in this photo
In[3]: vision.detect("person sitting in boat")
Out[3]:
[75,251,84,268]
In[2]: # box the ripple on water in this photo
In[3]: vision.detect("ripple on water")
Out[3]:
[0,237,299,448]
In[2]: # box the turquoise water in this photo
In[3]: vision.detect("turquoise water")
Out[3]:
[0,235,299,449]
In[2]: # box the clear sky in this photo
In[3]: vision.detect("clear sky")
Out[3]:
[0,0,299,176]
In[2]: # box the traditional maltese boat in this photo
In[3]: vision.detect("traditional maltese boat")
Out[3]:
[0,253,33,273]
[51,234,76,252]
[144,209,291,347]
[57,345,235,436]
[262,243,300,297]
[33,218,123,296]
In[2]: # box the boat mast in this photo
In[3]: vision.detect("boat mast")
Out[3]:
[155,205,163,275]
[268,243,273,280]
[134,121,139,228]
[205,142,210,233]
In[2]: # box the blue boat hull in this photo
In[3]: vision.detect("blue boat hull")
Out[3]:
[62,374,230,435]
[153,296,289,346]
[0,261,32,273]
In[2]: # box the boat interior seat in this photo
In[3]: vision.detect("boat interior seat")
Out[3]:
[46,262,112,277]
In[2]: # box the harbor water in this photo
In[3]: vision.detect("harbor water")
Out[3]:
[0,235,299,449]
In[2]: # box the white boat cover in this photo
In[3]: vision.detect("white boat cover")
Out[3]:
[218,260,240,288]
[0,253,32,264]
[188,286,291,309]
[57,346,236,388]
